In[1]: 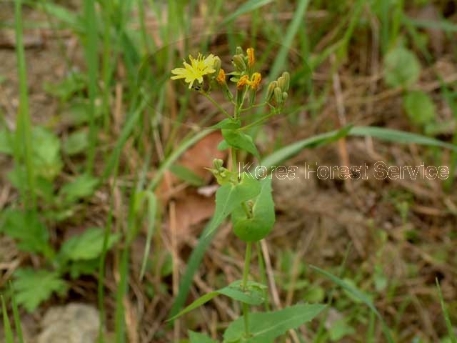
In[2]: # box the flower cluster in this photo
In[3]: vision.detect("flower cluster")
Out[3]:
[170,47,289,112]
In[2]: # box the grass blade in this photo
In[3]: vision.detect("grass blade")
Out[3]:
[14,0,36,209]
[1,296,14,343]
[436,279,457,343]
[349,126,457,151]
[261,126,351,168]
[220,0,274,26]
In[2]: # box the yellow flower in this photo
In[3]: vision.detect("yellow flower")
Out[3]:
[216,69,226,85]
[171,53,217,89]
[247,48,255,67]
[237,75,250,90]
[237,73,262,90]
[249,72,261,90]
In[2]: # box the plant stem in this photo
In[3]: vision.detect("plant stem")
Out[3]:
[242,242,252,336]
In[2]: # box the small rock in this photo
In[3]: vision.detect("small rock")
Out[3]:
[37,303,100,343]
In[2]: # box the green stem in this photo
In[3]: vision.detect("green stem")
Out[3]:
[242,242,252,336]
[201,92,232,118]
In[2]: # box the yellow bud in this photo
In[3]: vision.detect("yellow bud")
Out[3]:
[246,48,255,67]
[216,69,226,85]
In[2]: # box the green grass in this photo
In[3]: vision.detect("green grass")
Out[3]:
[1,0,457,341]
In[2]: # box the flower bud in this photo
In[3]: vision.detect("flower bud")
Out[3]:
[213,56,221,77]
[266,81,277,102]
[236,46,243,55]
[281,72,290,91]
[246,48,255,68]
[274,86,283,104]
[232,54,247,72]
[282,91,288,101]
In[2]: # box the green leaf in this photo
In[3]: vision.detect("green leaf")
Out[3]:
[212,118,241,130]
[221,0,274,25]
[232,177,275,242]
[60,227,119,261]
[0,209,51,255]
[189,331,219,343]
[384,46,421,88]
[169,280,267,322]
[329,317,355,341]
[261,126,351,168]
[59,174,99,204]
[0,128,14,154]
[217,139,230,151]
[1,296,14,343]
[63,129,89,155]
[31,127,63,180]
[170,164,205,186]
[168,292,219,322]
[206,173,261,236]
[222,129,260,159]
[68,259,99,279]
[403,91,436,127]
[13,269,68,312]
[217,280,267,306]
[43,71,86,101]
[310,265,395,343]
[223,304,325,342]
[349,126,457,151]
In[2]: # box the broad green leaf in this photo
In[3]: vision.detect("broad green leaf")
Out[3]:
[59,174,99,204]
[403,91,436,127]
[213,118,241,130]
[206,173,261,236]
[60,227,119,261]
[384,46,420,88]
[63,129,89,155]
[13,269,68,312]
[223,304,325,342]
[218,280,267,306]
[217,139,230,151]
[222,129,260,159]
[189,331,219,343]
[0,209,51,255]
[232,177,275,242]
